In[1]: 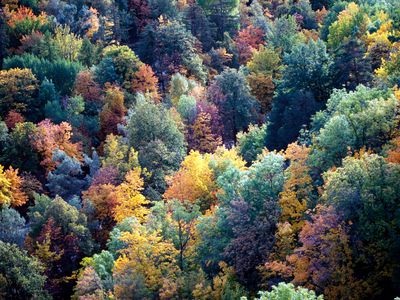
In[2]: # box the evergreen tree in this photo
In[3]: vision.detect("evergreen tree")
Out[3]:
[333,37,372,90]
[209,68,259,143]
[0,241,49,299]
[126,96,186,199]
[266,91,320,151]
[46,150,89,202]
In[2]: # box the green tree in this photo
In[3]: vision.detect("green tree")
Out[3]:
[268,15,301,54]
[310,86,397,170]
[0,208,27,247]
[197,0,240,41]
[333,37,372,90]
[265,91,320,150]
[279,39,333,101]
[0,68,39,117]
[126,96,186,199]
[323,153,400,298]
[101,45,142,88]
[249,282,323,300]
[209,68,259,142]
[0,122,41,174]
[4,54,83,95]
[0,241,49,299]
[237,123,266,163]
[53,25,83,61]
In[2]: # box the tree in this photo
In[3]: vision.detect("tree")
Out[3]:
[322,154,400,297]
[113,168,149,223]
[237,124,266,163]
[128,0,150,39]
[149,200,201,273]
[192,261,247,299]
[310,86,398,171]
[113,219,180,299]
[83,183,119,235]
[234,25,264,64]
[101,45,143,88]
[327,2,368,50]
[0,122,41,174]
[385,137,400,164]
[183,3,213,51]
[131,64,160,100]
[333,37,372,90]
[101,134,140,180]
[76,6,100,39]
[73,70,102,103]
[190,112,222,153]
[0,241,49,299]
[279,39,333,102]
[0,68,39,117]
[46,150,89,201]
[4,166,29,207]
[94,57,120,86]
[0,207,27,246]
[79,250,115,291]
[153,21,207,86]
[99,86,127,139]
[164,150,216,210]
[4,110,25,130]
[265,91,320,151]
[268,15,301,54]
[197,0,240,41]
[78,37,98,67]
[0,165,12,207]
[169,73,194,105]
[126,96,186,199]
[5,6,48,45]
[40,78,64,123]
[0,165,29,208]
[73,266,105,299]
[53,25,82,61]
[27,196,93,297]
[246,45,281,113]
[376,45,400,87]
[4,54,83,95]
[198,152,284,287]
[249,282,323,300]
[177,95,197,124]
[278,143,313,233]
[32,119,82,172]
[208,68,259,142]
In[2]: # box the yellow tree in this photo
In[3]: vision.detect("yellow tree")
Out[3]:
[365,11,393,69]
[209,146,247,178]
[327,2,369,50]
[0,165,28,208]
[113,168,149,223]
[164,151,216,210]
[101,134,139,178]
[4,166,28,207]
[113,220,180,299]
[99,86,127,139]
[0,165,12,207]
[0,68,39,115]
[53,25,82,61]
[278,143,312,233]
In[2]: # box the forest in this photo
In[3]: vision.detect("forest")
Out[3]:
[0,0,400,298]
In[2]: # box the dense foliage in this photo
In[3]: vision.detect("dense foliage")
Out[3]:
[1,0,400,299]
